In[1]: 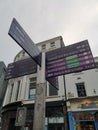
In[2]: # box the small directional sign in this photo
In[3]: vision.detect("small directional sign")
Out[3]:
[5,57,37,79]
[8,18,41,66]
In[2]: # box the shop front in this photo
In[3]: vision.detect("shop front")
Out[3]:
[1,101,64,130]
[68,110,98,130]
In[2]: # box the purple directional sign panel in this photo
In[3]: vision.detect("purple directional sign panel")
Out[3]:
[5,58,37,80]
[8,18,41,66]
[46,40,96,78]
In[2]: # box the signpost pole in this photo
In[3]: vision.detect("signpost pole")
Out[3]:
[63,75,69,130]
[33,52,46,130]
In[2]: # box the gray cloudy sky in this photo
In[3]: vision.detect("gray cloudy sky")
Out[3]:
[0,0,98,66]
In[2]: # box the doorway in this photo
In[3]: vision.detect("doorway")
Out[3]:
[48,123,64,130]
[8,118,21,130]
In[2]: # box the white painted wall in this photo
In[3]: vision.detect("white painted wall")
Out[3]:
[3,36,65,106]
[65,68,98,99]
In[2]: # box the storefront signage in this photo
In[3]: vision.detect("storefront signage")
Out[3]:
[81,102,98,109]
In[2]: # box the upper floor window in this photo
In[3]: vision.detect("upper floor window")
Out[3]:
[77,77,81,80]
[16,81,21,101]
[49,84,58,96]
[18,54,20,58]
[76,82,86,97]
[9,83,14,102]
[29,77,37,99]
[96,62,98,69]
[22,51,25,57]
[41,44,46,50]
[50,42,55,48]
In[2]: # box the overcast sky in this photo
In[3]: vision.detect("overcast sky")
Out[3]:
[0,0,98,66]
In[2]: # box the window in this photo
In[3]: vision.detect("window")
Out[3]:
[41,44,46,50]
[22,51,25,57]
[9,83,14,102]
[16,81,20,101]
[50,42,55,47]
[73,112,93,121]
[46,106,63,117]
[96,62,98,69]
[77,77,81,80]
[29,77,37,99]
[76,83,86,97]
[49,84,58,96]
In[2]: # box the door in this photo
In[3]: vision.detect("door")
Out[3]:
[8,118,21,130]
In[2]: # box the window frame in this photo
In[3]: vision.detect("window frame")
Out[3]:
[49,83,58,96]
[50,42,55,48]
[41,44,46,50]
[29,77,37,99]
[76,82,87,97]
[16,80,21,101]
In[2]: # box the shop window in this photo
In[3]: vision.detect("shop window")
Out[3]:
[49,84,58,96]
[73,112,94,121]
[74,121,95,130]
[95,112,98,120]
[46,107,63,117]
[73,112,95,130]
[25,109,33,129]
[76,82,86,97]
[29,77,37,99]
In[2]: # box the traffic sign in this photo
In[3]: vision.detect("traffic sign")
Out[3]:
[5,57,37,79]
[46,40,96,78]
[8,18,41,66]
